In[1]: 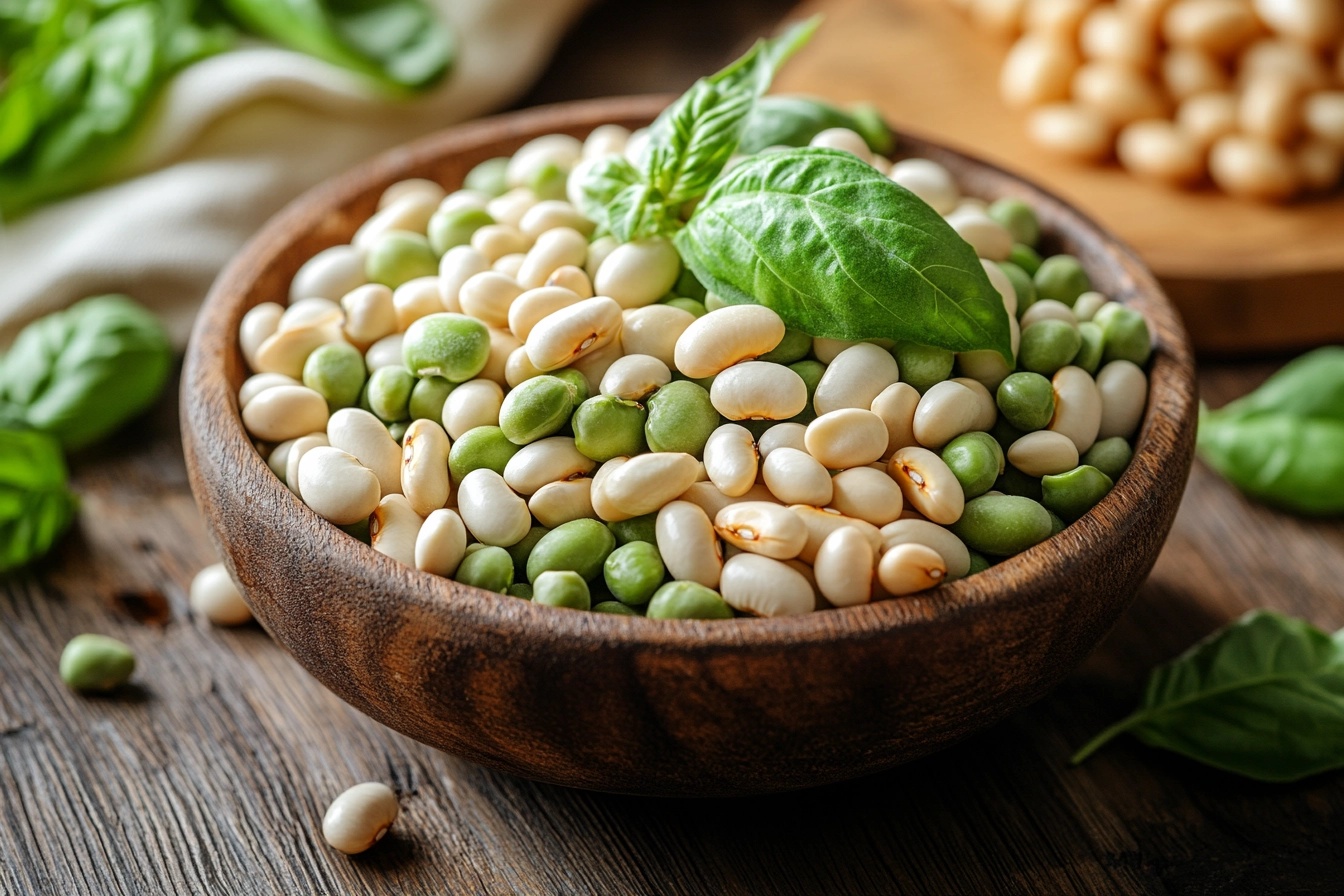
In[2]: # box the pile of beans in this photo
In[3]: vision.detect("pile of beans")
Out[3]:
[235,119,1153,619]
[955,0,1344,200]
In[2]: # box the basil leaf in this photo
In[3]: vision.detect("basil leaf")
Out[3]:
[1072,611,1344,782]
[0,295,172,451]
[215,0,453,91]
[1218,346,1344,422]
[1196,408,1344,516]
[604,181,677,245]
[738,94,891,156]
[675,147,1013,359]
[642,16,817,208]
[574,154,639,228]
[0,428,78,573]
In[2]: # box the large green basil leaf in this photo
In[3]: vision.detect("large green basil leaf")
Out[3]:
[215,0,453,91]
[1073,611,1344,782]
[1218,346,1344,422]
[0,295,172,451]
[738,94,891,156]
[1196,409,1344,516]
[574,154,639,232]
[674,147,1013,358]
[0,428,78,573]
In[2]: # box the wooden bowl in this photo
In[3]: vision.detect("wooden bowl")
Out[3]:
[182,95,1198,797]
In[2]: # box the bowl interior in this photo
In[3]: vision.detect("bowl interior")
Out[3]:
[183,95,1198,795]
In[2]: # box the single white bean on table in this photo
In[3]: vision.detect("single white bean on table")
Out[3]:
[232,123,1152,618]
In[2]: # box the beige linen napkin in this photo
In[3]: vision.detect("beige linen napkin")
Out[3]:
[0,0,590,347]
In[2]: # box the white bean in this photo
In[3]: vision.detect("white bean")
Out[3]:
[239,372,298,409]
[544,265,595,299]
[702,424,760,498]
[240,303,284,370]
[813,527,876,607]
[252,324,341,379]
[879,519,972,580]
[506,134,582,189]
[1049,365,1104,453]
[762,447,834,506]
[456,469,530,546]
[1007,430,1081,477]
[480,327,521,387]
[813,343,901,415]
[380,178,445,211]
[945,208,1014,260]
[828,467,904,526]
[597,452,701,518]
[242,385,329,442]
[284,433,331,494]
[710,362,808,421]
[322,782,399,855]
[757,422,808,459]
[594,238,681,309]
[600,354,671,400]
[401,419,452,516]
[888,158,959,214]
[620,305,697,367]
[503,437,595,496]
[442,379,504,439]
[519,200,595,241]
[341,285,397,349]
[458,271,524,329]
[656,500,724,588]
[364,334,405,372]
[810,127,873,163]
[714,502,807,559]
[415,509,467,577]
[529,478,598,528]
[507,286,583,342]
[675,482,778,521]
[291,245,365,304]
[327,407,402,496]
[298,447,381,526]
[1095,360,1148,440]
[674,305,786,378]
[790,505,884,564]
[1021,299,1079,329]
[1072,291,1108,322]
[437,246,490,313]
[869,381,921,458]
[805,409,890,469]
[583,123,630,159]
[999,33,1079,109]
[516,227,589,290]
[526,296,623,371]
[718,553,814,617]
[354,193,437,248]
[887,446,964,524]
[189,563,252,626]
[913,380,984,449]
[369,494,422,567]
[487,188,536,230]
[504,346,545,388]
[569,339,624,393]
[876,543,947,596]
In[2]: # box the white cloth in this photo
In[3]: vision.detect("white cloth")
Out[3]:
[0,0,590,346]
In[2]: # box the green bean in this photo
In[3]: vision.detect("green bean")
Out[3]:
[526,518,617,582]
[532,570,591,610]
[951,494,1054,556]
[455,546,514,593]
[1041,465,1114,521]
[645,581,734,619]
[603,541,666,606]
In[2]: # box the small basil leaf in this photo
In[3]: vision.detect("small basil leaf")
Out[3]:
[0,428,78,573]
[1196,408,1344,516]
[675,147,1012,360]
[574,154,640,228]
[738,94,890,155]
[605,182,674,244]
[216,0,453,91]
[0,295,172,451]
[642,17,817,207]
[1219,346,1344,422]
[1072,611,1344,783]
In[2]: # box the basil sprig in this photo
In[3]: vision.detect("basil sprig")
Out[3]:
[577,17,818,241]
[675,148,1013,356]
[1073,611,1344,782]
[0,428,79,574]
[0,0,455,217]
[1198,347,1344,516]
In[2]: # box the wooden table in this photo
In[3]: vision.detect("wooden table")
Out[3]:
[5,3,1344,893]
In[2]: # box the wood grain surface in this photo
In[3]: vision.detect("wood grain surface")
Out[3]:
[773,0,1344,355]
[3,361,1342,895]
[3,1,1343,892]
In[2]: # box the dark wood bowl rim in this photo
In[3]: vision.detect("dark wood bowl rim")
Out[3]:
[187,94,1197,652]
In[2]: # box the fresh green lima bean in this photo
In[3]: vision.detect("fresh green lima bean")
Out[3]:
[532,570,591,610]
[527,519,617,583]
[646,581,735,619]
[500,375,577,445]
[603,541,666,606]
[1041,465,1114,521]
[455,546,514,593]
[60,634,135,692]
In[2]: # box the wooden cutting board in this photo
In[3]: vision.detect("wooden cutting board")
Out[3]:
[774,0,1344,355]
